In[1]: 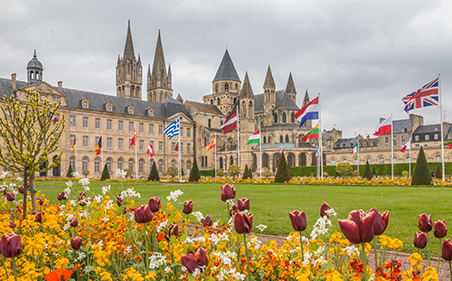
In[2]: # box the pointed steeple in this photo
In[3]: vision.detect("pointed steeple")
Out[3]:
[264,65,275,89]
[152,30,167,79]
[240,72,254,99]
[123,20,135,61]
[147,30,173,102]
[213,49,241,82]
[302,89,310,107]
[286,72,297,95]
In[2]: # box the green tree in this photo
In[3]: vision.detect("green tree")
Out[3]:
[167,166,178,178]
[362,161,372,180]
[274,152,291,183]
[148,161,159,181]
[227,164,241,180]
[242,164,251,179]
[0,90,64,216]
[216,169,224,177]
[372,167,377,177]
[66,164,73,178]
[101,164,110,181]
[335,162,353,177]
[411,146,433,186]
[262,168,272,178]
[181,168,184,177]
[436,165,442,179]
[189,158,200,182]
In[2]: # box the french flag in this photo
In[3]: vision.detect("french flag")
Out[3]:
[295,97,319,127]
[374,116,392,136]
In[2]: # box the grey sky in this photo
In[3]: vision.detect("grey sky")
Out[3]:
[1,1,451,138]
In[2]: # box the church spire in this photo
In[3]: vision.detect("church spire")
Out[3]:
[123,20,135,61]
[286,72,297,103]
[240,72,254,99]
[264,65,275,89]
[147,30,173,102]
[152,30,167,80]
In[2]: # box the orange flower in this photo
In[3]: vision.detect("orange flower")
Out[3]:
[44,269,73,281]
[157,232,165,241]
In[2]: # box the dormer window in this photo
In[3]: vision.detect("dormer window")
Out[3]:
[53,97,60,103]
[148,108,154,117]
[81,98,89,109]
[127,105,134,115]
[105,101,113,112]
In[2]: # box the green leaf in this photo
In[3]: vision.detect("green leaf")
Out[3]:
[187,275,195,281]
[310,241,319,252]
[83,266,95,273]
[319,263,334,272]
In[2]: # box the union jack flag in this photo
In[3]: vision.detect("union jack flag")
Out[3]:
[402,77,439,112]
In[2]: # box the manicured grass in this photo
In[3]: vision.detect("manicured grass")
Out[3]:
[34,180,452,254]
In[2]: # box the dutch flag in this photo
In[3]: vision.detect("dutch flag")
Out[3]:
[295,97,319,127]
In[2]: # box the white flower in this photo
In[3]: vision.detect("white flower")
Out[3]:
[256,224,267,232]
[156,220,168,233]
[15,177,23,182]
[0,171,9,178]
[93,195,102,202]
[83,185,90,192]
[65,181,73,188]
[192,211,204,222]
[324,208,337,217]
[120,188,141,199]
[149,252,167,270]
[79,178,90,186]
[71,172,81,179]
[164,267,171,274]
[101,185,110,195]
[166,190,183,202]
[114,169,127,180]
[225,199,235,206]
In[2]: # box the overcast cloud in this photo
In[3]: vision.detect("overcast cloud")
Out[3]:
[1,1,451,138]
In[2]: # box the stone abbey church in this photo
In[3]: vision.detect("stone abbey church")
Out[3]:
[0,22,450,178]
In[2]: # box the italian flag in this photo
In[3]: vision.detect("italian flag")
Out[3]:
[246,130,260,145]
[351,143,359,154]
[300,124,319,142]
[175,141,179,151]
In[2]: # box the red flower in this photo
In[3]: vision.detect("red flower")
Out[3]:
[320,202,330,217]
[418,214,432,233]
[70,217,78,228]
[195,247,209,268]
[70,236,82,250]
[201,215,212,227]
[165,223,180,241]
[6,193,15,201]
[133,205,153,223]
[369,208,389,236]
[338,209,375,244]
[237,198,250,211]
[434,220,447,239]
[57,192,67,201]
[31,212,42,223]
[442,239,452,261]
[221,183,236,202]
[148,197,161,213]
[183,200,193,215]
[229,204,238,217]
[116,194,123,207]
[0,233,22,258]
[8,222,16,228]
[37,197,44,206]
[17,185,24,194]
[413,232,428,249]
[289,210,307,232]
[44,268,73,281]
[181,251,198,273]
[78,191,86,201]
[234,212,253,234]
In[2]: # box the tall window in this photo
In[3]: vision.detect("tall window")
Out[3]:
[274,113,278,123]
[106,158,111,173]
[94,158,100,173]
[139,123,144,133]
[187,143,191,153]
[159,141,163,151]
[282,113,287,123]
[118,138,123,149]
[149,124,154,134]
[83,136,88,147]
[83,117,88,128]
[95,118,100,129]
[379,157,384,164]
[158,160,163,173]
[139,140,144,150]
[129,122,134,132]
[118,159,123,170]
[139,159,144,173]
[107,119,112,130]
[70,135,76,146]
[425,135,430,141]
[435,155,441,162]
[159,125,163,135]
[82,157,88,171]
[118,121,123,132]
[401,135,405,143]
[129,159,134,172]
[393,157,398,163]
[405,156,411,163]
[187,128,190,137]
[69,157,75,170]
[129,139,133,149]
[107,137,112,149]
[70,116,76,127]
[291,112,295,123]
[331,160,336,166]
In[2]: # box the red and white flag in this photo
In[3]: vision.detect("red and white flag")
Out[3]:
[220,108,237,133]
[373,116,392,136]
[400,139,411,152]
[130,128,136,146]
[146,143,154,157]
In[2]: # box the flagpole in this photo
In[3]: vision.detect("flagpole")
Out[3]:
[101,130,104,172]
[391,113,394,180]
[75,136,77,173]
[214,134,217,179]
[409,140,412,178]
[134,125,138,179]
[259,125,262,179]
[237,103,240,169]
[178,117,181,181]
[439,73,445,181]
[357,133,359,177]
[319,93,323,180]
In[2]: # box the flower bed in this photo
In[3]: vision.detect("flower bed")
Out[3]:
[0,179,449,280]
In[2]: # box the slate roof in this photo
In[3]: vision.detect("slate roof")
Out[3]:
[392,119,409,134]
[254,90,299,112]
[185,100,223,115]
[213,50,241,82]
[413,124,442,134]
[0,78,192,120]
[334,138,356,149]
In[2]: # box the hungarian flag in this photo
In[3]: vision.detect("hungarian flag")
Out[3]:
[374,116,392,136]
[246,130,260,145]
[175,141,179,151]
[130,128,136,146]
[206,135,216,151]
[146,143,154,157]
[72,138,76,152]
[300,124,319,142]
[95,137,102,155]
[220,108,237,133]
[400,139,411,152]
[351,142,359,154]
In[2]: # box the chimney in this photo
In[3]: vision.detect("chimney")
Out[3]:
[58,81,63,92]
[11,73,16,90]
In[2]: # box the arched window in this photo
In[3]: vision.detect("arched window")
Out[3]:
[274,113,278,123]
[233,98,237,104]
[118,158,123,170]
[225,83,229,92]
[158,160,163,173]
[282,113,287,123]
[248,101,253,116]
[82,157,88,171]
[235,83,238,91]
[171,160,176,167]
[217,98,220,105]
[280,135,283,143]
[242,102,246,117]
[285,135,289,143]
[208,119,211,128]
[354,158,359,165]
[230,156,234,165]
[331,160,336,166]
[186,161,191,172]
[106,158,112,173]
[215,84,218,93]
[405,156,411,163]
[343,159,348,163]
[69,157,75,171]
[435,155,441,162]
[367,158,371,164]
[263,136,266,143]
[291,112,295,123]
[210,99,213,105]
[139,159,144,173]
[379,157,384,164]
[94,158,100,173]
[220,158,223,169]
[129,159,134,172]
[393,157,398,163]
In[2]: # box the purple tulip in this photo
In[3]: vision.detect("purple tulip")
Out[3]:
[133,205,153,223]
[237,198,250,211]
[70,236,82,250]
[233,213,253,234]
[418,214,432,233]
[289,210,307,232]
[414,232,428,249]
[183,200,193,215]
[434,220,447,239]
[338,209,375,244]
[0,233,22,258]
[148,197,161,213]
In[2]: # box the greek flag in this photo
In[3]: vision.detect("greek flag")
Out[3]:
[163,119,180,139]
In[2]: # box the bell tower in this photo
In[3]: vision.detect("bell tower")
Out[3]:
[27,50,43,84]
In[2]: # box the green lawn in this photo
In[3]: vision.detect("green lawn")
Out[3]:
[34,180,452,254]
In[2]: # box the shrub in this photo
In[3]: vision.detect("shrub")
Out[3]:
[372,167,377,177]
[100,164,110,181]
[362,161,372,180]
[436,165,442,179]
[402,171,409,178]
[242,164,251,179]
[411,146,433,186]
[148,161,159,181]
[274,152,291,183]
[262,168,272,178]
[123,169,132,179]
[166,166,178,178]
[66,165,73,178]
[335,162,353,177]
[352,170,359,177]
[228,165,241,180]
[189,159,200,182]
[216,169,224,177]
[181,168,184,177]
[82,170,89,177]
